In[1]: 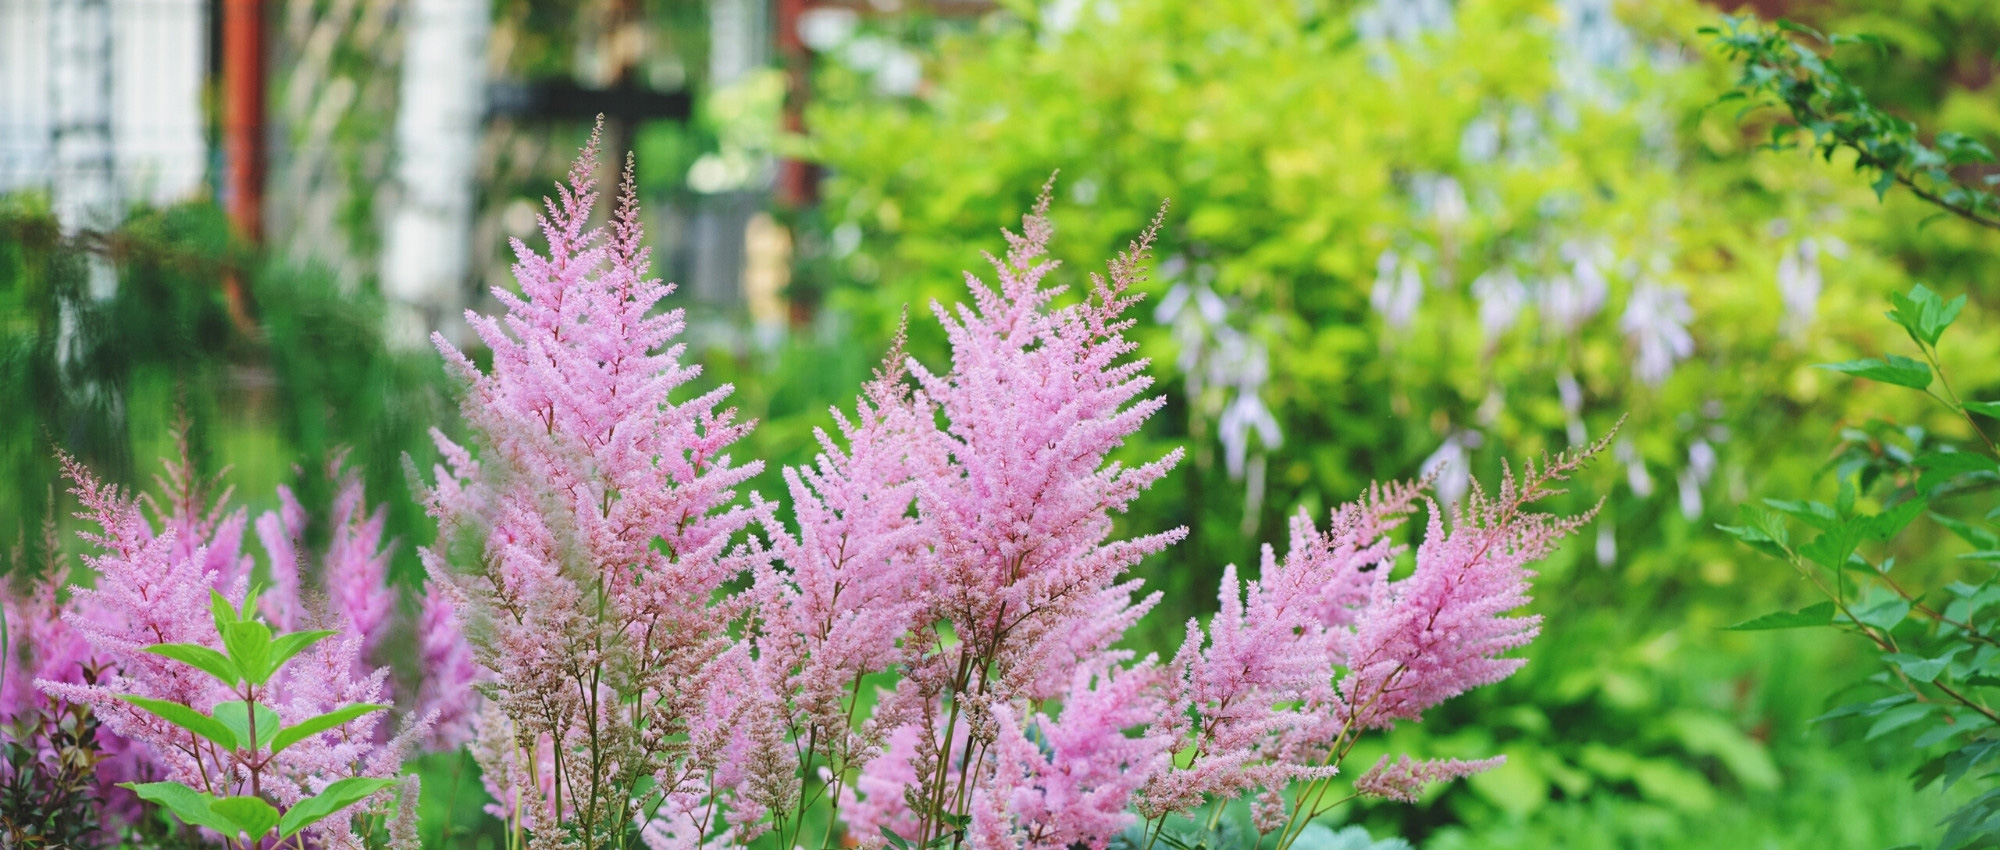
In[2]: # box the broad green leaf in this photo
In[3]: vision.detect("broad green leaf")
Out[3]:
[1816,355,1931,389]
[269,630,337,673]
[1724,602,1836,631]
[118,695,237,750]
[143,643,241,686]
[221,620,276,685]
[210,796,280,839]
[1865,702,1933,740]
[1762,499,1835,531]
[119,781,238,834]
[1887,284,1965,346]
[1884,647,1964,683]
[1715,521,1786,559]
[1798,525,1862,572]
[278,777,399,838]
[213,701,282,752]
[270,703,390,756]
[881,827,912,850]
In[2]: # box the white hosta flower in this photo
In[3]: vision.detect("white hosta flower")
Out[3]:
[1371,248,1424,330]
[1421,430,1484,507]
[1616,438,1654,499]
[1472,267,1527,339]
[1542,240,1612,332]
[1776,237,1824,339]
[1620,281,1694,386]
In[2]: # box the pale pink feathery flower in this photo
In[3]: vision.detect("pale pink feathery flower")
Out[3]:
[970,666,1171,850]
[1354,754,1505,803]
[415,579,481,750]
[425,124,772,843]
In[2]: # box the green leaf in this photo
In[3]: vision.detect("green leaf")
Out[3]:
[118,782,238,834]
[1816,355,1932,389]
[117,695,237,751]
[881,827,912,850]
[278,776,399,838]
[1865,702,1933,740]
[1798,524,1863,572]
[210,589,238,628]
[1963,401,2000,419]
[1887,284,1965,346]
[1932,512,2000,550]
[143,643,241,686]
[221,620,276,685]
[210,796,280,839]
[269,630,337,673]
[213,701,282,752]
[270,703,390,756]
[1851,597,1912,632]
[1762,499,1835,531]
[1724,602,1836,631]
[1813,693,1916,724]
[1914,451,1998,495]
[1860,499,1926,541]
[1884,647,1965,683]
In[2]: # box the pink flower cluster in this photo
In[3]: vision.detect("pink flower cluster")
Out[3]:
[0,445,477,843]
[429,135,1603,850]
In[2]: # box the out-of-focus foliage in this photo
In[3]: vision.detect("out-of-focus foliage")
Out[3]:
[0,200,447,586]
[799,0,2000,843]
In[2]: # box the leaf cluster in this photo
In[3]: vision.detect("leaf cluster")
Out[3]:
[114,589,396,848]
[0,683,108,849]
[1705,16,2000,231]
[1722,285,2000,847]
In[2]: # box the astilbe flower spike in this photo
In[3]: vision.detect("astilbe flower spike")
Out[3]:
[424,123,771,847]
[851,183,1187,849]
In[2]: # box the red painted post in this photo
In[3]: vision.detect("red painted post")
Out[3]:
[223,0,265,243]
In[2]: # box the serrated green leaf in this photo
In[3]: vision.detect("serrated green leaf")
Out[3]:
[1799,525,1863,572]
[1725,602,1837,631]
[221,620,275,685]
[213,701,282,752]
[1763,499,1836,531]
[1816,355,1932,389]
[143,643,241,686]
[1813,693,1916,724]
[1915,451,1998,495]
[210,795,280,839]
[270,703,389,756]
[269,630,337,673]
[1933,512,2000,550]
[1860,499,1926,541]
[278,776,398,838]
[119,782,238,834]
[117,695,237,751]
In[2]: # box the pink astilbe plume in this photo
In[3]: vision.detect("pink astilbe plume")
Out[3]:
[425,124,771,845]
[849,183,1186,848]
[1353,754,1504,804]
[31,455,423,846]
[1140,483,1425,817]
[971,666,1170,850]
[415,579,481,750]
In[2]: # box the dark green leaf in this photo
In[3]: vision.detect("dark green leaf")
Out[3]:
[1812,693,1915,724]
[1864,702,1932,740]
[1933,512,2000,550]
[117,695,237,751]
[270,704,389,756]
[1725,602,1837,631]
[143,643,241,686]
[277,776,398,838]
[882,827,912,850]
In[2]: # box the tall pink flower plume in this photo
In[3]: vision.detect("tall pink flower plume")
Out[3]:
[424,124,771,843]
[851,183,1186,847]
[1354,754,1505,804]
[971,666,1170,850]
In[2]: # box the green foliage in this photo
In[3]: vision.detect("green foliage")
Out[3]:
[0,688,107,848]
[116,584,399,846]
[1726,284,2000,848]
[1707,16,2000,227]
